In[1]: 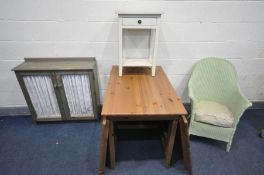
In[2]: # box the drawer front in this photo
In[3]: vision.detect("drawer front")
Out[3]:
[122,17,157,26]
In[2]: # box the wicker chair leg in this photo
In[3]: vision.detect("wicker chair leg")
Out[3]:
[226,142,231,152]
[260,129,264,138]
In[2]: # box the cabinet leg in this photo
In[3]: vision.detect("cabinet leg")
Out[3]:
[179,115,192,175]
[99,117,109,174]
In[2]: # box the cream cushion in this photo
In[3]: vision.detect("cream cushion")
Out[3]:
[194,100,234,128]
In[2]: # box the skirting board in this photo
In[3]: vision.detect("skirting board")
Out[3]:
[0,106,30,117]
[0,102,264,117]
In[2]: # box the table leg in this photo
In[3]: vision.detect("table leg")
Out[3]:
[109,120,116,169]
[179,115,192,175]
[165,118,178,167]
[99,117,109,174]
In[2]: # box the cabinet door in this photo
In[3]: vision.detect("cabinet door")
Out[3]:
[60,72,95,119]
[22,73,62,120]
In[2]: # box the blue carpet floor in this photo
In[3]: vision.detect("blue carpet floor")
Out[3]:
[0,109,263,175]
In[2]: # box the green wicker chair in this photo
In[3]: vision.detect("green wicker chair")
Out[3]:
[188,58,252,152]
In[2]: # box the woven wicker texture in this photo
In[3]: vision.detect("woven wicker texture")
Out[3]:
[188,58,252,152]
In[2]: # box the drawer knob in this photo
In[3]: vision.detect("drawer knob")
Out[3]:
[138,20,142,24]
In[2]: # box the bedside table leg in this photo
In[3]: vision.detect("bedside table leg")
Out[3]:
[151,66,156,76]
[99,117,109,174]
[119,66,122,76]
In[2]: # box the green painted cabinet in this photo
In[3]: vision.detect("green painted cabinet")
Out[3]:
[12,58,100,122]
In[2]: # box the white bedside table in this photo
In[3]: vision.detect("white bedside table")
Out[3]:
[118,12,162,76]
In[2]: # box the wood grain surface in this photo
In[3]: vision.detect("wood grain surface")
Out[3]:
[102,66,187,116]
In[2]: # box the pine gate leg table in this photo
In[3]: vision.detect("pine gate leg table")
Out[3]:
[99,66,192,175]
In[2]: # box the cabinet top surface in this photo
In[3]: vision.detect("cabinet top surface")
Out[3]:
[102,66,187,117]
[12,57,96,71]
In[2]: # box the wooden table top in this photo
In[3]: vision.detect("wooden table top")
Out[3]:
[102,66,187,117]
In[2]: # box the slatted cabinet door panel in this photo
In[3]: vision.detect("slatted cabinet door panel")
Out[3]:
[61,73,94,118]
[13,58,99,122]
[23,74,62,119]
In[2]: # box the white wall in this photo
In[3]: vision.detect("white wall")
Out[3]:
[0,0,264,107]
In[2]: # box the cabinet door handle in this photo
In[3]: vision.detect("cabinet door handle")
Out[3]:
[53,73,62,88]
[54,82,62,88]
[138,20,142,24]
[57,82,62,87]
[54,83,58,88]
